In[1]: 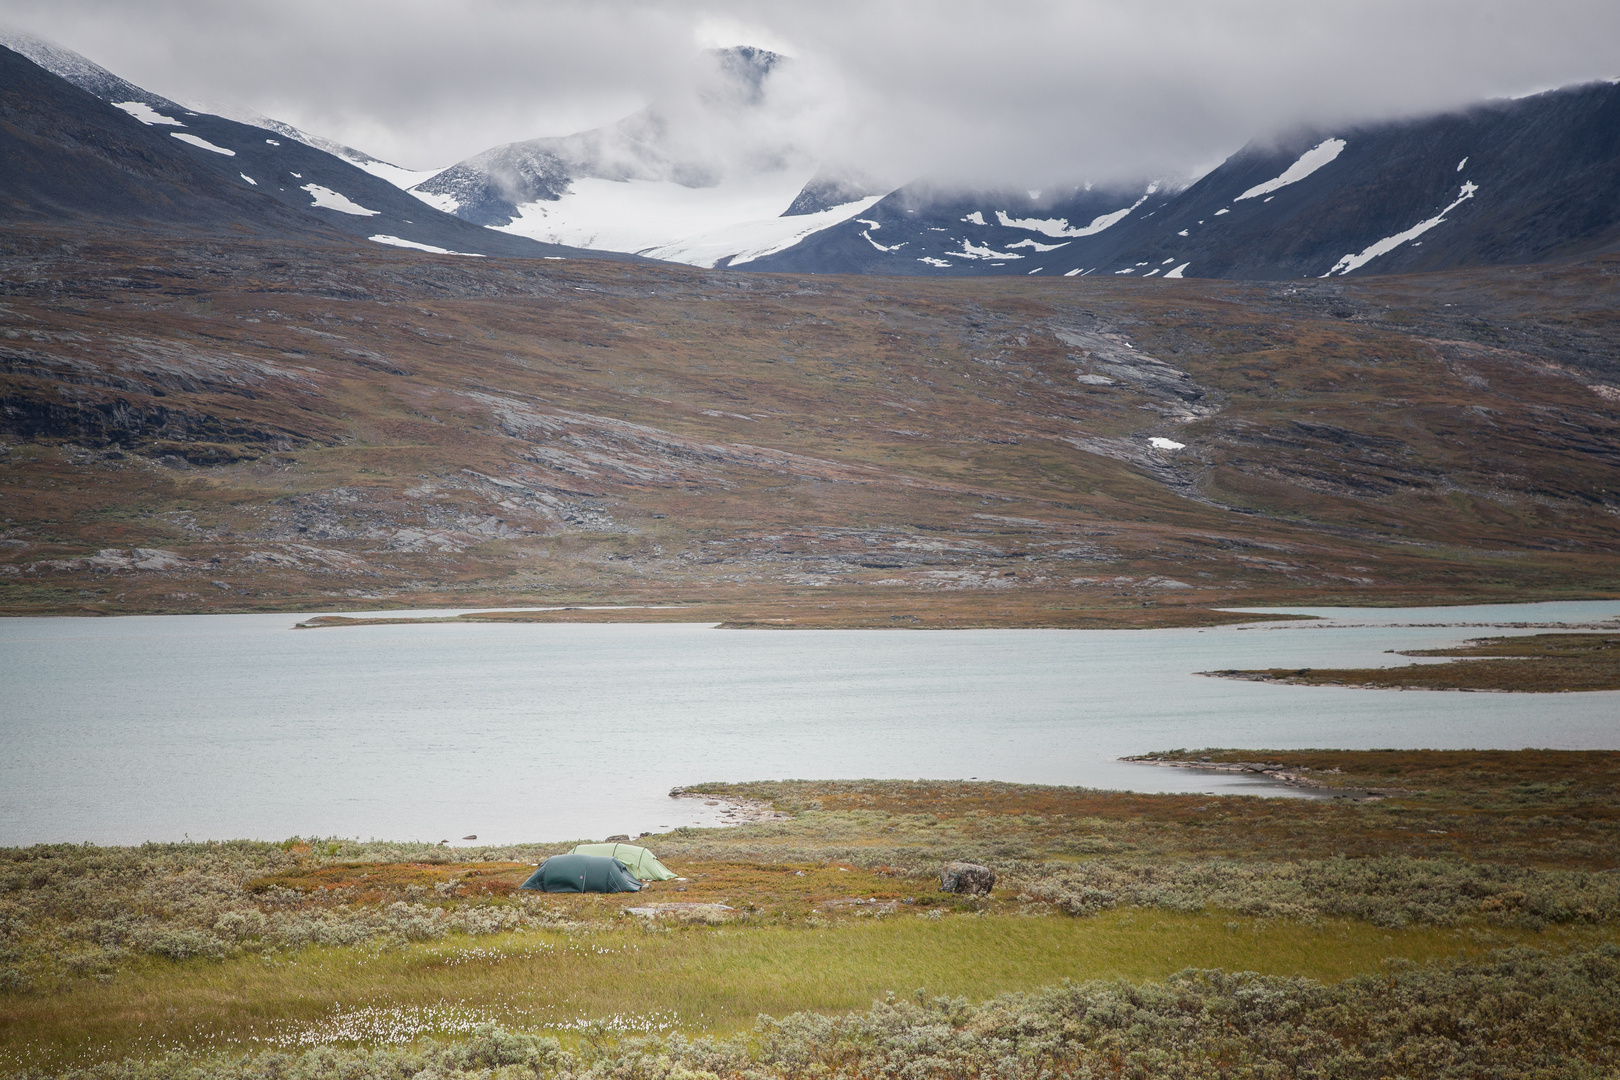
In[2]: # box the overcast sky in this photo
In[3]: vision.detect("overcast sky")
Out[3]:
[3,0,1618,186]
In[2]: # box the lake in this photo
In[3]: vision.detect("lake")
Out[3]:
[2,600,1617,847]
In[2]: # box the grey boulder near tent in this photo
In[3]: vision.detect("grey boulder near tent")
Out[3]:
[519,855,643,894]
[570,842,677,881]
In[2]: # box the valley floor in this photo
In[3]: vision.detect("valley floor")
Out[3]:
[4,750,1620,1077]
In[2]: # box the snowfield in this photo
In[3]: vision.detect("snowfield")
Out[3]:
[857,217,906,254]
[949,239,1025,260]
[497,173,809,253]
[493,170,884,268]
[198,101,448,191]
[994,194,1148,238]
[346,159,444,190]
[1006,238,1070,252]
[645,196,885,267]
[300,184,380,216]
[1325,181,1478,276]
[112,101,184,126]
[1236,138,1346,201]
[170,132,234,156]
[368,235,483,257]
[408,189,461,215]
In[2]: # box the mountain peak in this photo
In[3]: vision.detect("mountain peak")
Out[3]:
[0,26,184,114]
[708,45,783,107]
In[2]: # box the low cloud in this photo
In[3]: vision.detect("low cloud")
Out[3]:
[4,0,1616,186]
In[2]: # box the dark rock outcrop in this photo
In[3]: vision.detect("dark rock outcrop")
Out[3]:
[940,862,995,895]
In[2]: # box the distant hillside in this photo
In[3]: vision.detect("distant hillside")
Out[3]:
[7,29,1615,280]
[0,39,628,260]
[0,44,317,230]
[1,221,1616,619]
[408,46,889,266]
[747,80,1620,279]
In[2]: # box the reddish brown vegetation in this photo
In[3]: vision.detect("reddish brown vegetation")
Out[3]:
[1,226,1617,621]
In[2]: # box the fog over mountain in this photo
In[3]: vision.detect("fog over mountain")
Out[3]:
[2,0,1616,188]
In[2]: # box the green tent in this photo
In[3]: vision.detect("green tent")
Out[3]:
[570,842,678,881]
[520,854,643,893]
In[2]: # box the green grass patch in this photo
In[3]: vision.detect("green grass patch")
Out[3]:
[8,754,1620,1075]
[3,910,1596,1073]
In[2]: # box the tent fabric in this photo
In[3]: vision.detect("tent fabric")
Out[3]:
[570,843,678,881]
[519,855,643,893]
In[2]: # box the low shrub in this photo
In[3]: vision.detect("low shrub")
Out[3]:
[30,947,1620,1079]
[1014,856,1620,929]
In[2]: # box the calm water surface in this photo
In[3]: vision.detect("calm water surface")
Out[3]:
[2,601,1617,846]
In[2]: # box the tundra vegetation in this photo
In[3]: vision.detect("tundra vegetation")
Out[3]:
[2,232,1619,624]
[3,750,1620,1077]
[1208,631,1620,691]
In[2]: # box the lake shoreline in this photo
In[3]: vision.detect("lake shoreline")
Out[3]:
[1122,755,1398,801]
[6,600,1620,848]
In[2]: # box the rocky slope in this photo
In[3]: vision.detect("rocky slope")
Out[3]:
[0,223,1616,620]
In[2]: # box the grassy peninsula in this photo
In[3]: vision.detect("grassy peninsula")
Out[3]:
[3,750,1620,1078]
[1206,631,1620,692]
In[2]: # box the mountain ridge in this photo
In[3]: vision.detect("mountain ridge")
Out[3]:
[2,29,1618,281]
[744,79,1620,279]
[0,36,632,261]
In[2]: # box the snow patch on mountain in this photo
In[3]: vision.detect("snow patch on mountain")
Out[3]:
[113,101,184,126]
[6,26,452,198]
[0,27,182,115]
[409,189,461,215]
[301,183,380,216]
[1006,238,1070,252]
[369,235,484,257]
[855,215,909,253]
[349,159,444,189]
[495,172,812,255]
[949,239,1025,260]
[1324,181,1478,276]
[994,194,1148,238]
[196,101,445,190]
[171,132,235,156]
[1164,263,1190,278]
[1235,138,1346,201]
[643,195,884,267]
